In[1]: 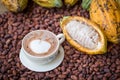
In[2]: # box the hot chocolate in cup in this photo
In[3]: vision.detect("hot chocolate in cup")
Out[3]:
[22,30,65,64]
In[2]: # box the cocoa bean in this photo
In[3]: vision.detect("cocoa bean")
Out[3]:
[58,74,66,79]
[12,70,17,76]
[71,75,78,80]
[104,73,111,77]
[104,68,110,73]
[1,66,6,73]
[117,78,120,80]
[97,75,103,78]
[87,75,93,80]
[0,18,2,23]
[20,77,26,80]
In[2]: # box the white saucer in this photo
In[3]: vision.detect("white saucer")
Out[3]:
[19,46,64,72]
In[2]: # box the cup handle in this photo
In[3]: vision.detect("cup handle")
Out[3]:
[56,34,65,44]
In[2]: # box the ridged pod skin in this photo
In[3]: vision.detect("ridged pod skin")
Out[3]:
[90,0,120,43]
[64,0,78,6]
[33,0,63,8]
[116,0,120,7]
[60,16,107,55]
[2,0,28,12]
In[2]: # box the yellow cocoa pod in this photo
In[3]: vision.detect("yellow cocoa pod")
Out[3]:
[2,0,28,12]
[60,16,107,55]
[116,0,120,7]
[33,0,63,8]
[64,0,78,6]
[90,0,120,43]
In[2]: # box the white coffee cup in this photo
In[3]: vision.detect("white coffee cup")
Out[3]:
[21,30,65,64]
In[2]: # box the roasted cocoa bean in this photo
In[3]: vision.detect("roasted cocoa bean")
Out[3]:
[71,75,78,80]
[0,18,2,23]
[58,74,66,79]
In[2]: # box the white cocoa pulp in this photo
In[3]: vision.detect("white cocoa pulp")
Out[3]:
[66,20,101,50]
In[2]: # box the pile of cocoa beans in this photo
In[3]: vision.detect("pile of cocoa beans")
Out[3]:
[0,2,120,80]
